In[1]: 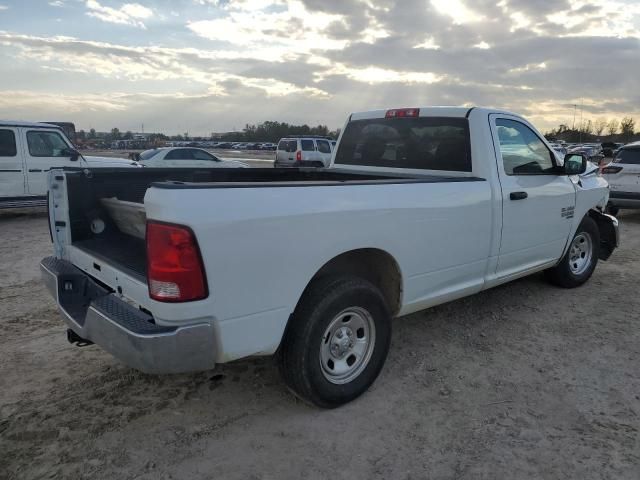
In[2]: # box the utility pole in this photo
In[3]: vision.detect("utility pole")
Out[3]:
[579,99,583,144]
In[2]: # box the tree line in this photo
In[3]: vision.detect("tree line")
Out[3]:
[76,121,340,144]
[545,117,637,143]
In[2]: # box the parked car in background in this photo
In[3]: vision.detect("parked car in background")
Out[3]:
[275,136,334,167]
[549,143,567,156]
[568,145,604,165]
[601,142,624,158]
[41,106,618,408]
[602,141,640,215]
[137,147,249,168]
[0,120,139,209]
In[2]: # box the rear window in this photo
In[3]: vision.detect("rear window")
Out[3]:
[615,148,640,164]
[278,140,297,152]
[334,117,472,171]
[0,129,17,157]
[139,149,161,160]
[317,140,331,154]
[301,140,315,151]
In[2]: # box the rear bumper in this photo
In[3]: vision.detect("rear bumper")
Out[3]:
[40,256,216,374]
[274,160,325,168]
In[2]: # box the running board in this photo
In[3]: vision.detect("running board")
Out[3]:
[0,196,47,209]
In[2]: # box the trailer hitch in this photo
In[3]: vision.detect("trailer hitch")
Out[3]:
[67,329,93,347]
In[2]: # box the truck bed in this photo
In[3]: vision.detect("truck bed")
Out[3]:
[60,167,482,278]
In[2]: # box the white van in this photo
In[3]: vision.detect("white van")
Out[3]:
[0,121,138,209]
[274,137,334,168]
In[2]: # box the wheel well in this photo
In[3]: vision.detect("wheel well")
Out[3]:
[304,248,402,316]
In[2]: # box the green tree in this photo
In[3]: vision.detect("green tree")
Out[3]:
[607,119,619,136]
[110,128,121,141]
[88,128,96,139]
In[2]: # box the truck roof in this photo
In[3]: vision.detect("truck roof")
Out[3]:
[0,120,63,129]
[349,106,516,121]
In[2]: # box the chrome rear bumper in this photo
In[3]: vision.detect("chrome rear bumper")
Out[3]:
[40,256,216,374]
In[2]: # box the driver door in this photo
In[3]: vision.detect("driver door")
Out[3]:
[490,115,576,278]
[22,128,76,196]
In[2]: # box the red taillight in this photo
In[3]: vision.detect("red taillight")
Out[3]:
[296,150,302,161]
[386,108,420,118]
[602,165,623,174]
[146,222,207,302]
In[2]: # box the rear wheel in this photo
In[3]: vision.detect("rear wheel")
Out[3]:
[278,275,391,408]
[545,216,600,288]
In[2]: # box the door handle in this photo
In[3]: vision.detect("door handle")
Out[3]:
[510,191,528,201]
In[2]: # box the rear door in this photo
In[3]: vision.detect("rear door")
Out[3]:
[605,148,640,196]
[490,115,576,277]
[300,139,316,162]
[0,127,26,198]
[162,148,194,167]
[23,128,76,196]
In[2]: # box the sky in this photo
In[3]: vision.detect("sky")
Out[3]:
[0,0,639,135]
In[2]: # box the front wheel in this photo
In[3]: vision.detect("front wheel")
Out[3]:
[278,276,391,408]
[545,216,600,288]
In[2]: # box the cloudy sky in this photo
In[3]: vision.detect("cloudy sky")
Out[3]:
[0,0,639,135]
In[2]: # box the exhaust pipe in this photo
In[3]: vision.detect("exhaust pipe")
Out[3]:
[67,329,93,347]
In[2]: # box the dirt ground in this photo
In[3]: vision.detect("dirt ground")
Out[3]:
[1,209,639,480]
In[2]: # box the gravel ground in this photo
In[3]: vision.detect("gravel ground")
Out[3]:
[1,209,639,480]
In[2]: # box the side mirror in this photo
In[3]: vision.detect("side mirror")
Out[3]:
[564,153,587,175]
[62,147,80,161]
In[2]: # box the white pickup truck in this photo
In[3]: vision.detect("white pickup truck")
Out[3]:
[40,107,618,408]
[0,121,138,209]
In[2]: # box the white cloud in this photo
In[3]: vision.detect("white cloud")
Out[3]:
[0,5,8,10]
[413,37,441,50]
[547,1,640,38]
[188,1,346,60]
[430,0,483,24]
[49,1,65,7]
[473,41,491,49]
[85,1,153,28]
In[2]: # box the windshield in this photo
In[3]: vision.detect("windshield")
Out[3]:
[139,149,162,161]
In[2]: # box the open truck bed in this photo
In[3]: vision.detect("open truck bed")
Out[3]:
[58,166,475,278]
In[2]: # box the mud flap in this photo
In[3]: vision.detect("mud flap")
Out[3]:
[589,209,619,261]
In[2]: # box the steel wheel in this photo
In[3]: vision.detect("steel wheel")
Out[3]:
[319,307,376,385]
[568,232,593,275]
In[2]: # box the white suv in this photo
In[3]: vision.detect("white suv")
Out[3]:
[274,137,333,168]
[602,141,640,215]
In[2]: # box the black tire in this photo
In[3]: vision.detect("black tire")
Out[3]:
[278,275,392,408]
[545,216,600,288]
[606,205,620,216]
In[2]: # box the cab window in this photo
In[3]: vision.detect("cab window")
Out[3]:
[0,129,17,157]
[496,119,556,175]
[27,130,69,157]
[335,117,471,171]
